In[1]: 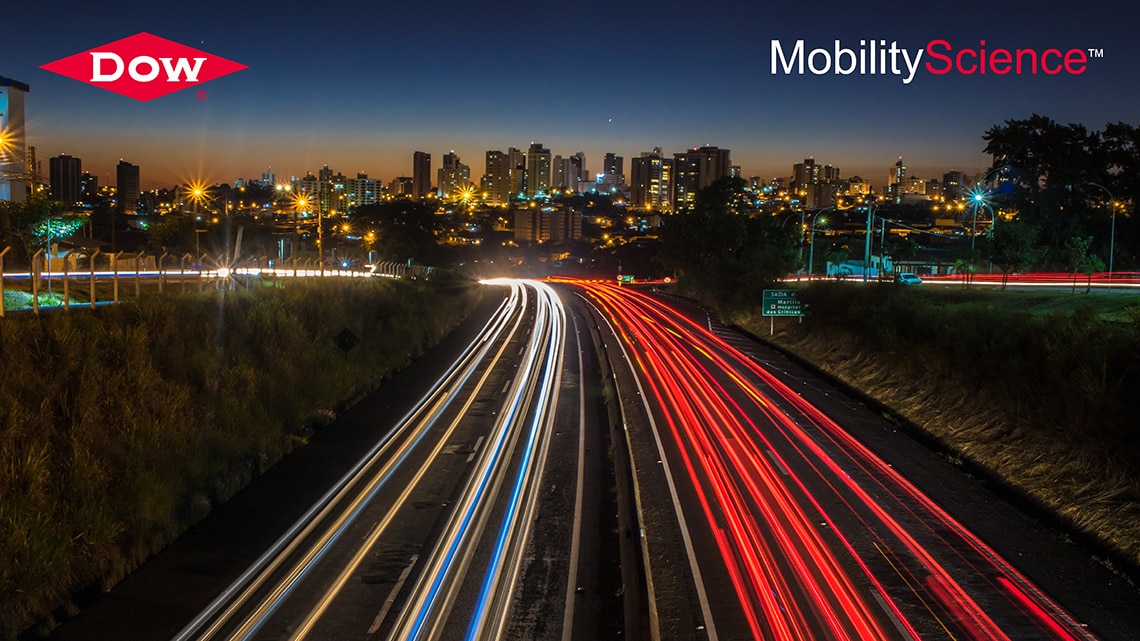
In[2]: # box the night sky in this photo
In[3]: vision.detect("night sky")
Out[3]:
[3,0,1138,190]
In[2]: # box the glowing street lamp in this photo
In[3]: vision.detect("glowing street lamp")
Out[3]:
[969,189,993,254]
[1089,182,1118,284]
[808,212,829,281]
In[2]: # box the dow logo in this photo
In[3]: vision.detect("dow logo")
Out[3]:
[40,32,247,102]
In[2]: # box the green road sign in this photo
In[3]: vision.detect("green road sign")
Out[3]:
[761,289,806,317]
[618,275,635,283]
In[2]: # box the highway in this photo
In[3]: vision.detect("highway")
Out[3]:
[573,280,1108,641]
[42,278,1140,640]
[167,279,570,641]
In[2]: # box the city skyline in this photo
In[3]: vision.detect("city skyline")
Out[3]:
[2,0,1137,190]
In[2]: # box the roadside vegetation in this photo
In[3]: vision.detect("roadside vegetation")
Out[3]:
[0,277,478,637]
[729,283,1140,573]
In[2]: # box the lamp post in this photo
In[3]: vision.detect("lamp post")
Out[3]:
[807,210,829,281]
[316,195,324,277]
[862,200,874,283]
[971,192,988,254]
[1089,182,1116,283]
[781,213,804,279]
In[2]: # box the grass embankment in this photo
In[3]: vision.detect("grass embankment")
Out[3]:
[0,277,478,637]
[730,284,1140,572]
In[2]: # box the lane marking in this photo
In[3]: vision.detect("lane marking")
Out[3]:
[562,311,588,641]
[588,297,715,641]
[467,436,485,463]
[871,589,917,641]
[368,554,420,635]
[765,449,791,476]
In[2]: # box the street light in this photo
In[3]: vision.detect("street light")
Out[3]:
[970,190,992,254]
[807,211,829,281]
[780,213,805,279]
[1089,182,1117,283]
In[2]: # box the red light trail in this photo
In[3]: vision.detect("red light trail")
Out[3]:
[569,279,1096,640]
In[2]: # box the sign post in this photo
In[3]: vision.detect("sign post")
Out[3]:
[761,289,807,335]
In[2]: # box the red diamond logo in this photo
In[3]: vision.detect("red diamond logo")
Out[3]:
[40,32,247,102]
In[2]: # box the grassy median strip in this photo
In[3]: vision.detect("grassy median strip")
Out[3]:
[0,277,477,638]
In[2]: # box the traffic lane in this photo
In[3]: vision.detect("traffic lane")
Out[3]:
[631,289,1095,640]
[45,285,504,641]
[427,282,567,641]
[694,301,1140,641]
[657,329,1042,640]
[604,294,898,640]
[274,283,542,640]
[579,286,754,641]
[640,288,1121,639]
[585,284,1104,640]
[503,298,596,641]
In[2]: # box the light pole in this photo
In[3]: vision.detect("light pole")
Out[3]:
[862,200,874,282]
[316,195,324,277]
[781,213,804,279]
[807,210,829,281]
[1089,182,1116,283]
[970,192,989,254]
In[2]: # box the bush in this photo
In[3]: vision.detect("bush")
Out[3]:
[0,278,477,636]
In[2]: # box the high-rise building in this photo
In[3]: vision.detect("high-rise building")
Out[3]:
[49,154,82,205]
[792,157,841,207]
[526,142,551,197]
[116,160,140,214]
[0,76,30,202]
[888,157,906,197]
[551,154,564,191]
[552,155,580,193]
[482,150,511,206]
[846,176,872,196]
[508,147,527,199]
[344,173,382,208]
[630,149,674,209]
[81,171,98,200]
[792,158,819,195]
[260,168,276,187]
[603,153,624,184]
[514,205,582,242]
[389,176,414,196]
[942,170,967,201]
[672,145,732,209]
[413,151,431,198]
[570,152,587,183]
[437,151,470,199]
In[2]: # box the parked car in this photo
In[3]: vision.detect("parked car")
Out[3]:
[895,272,923,285]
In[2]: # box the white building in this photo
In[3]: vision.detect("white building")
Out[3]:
[0,76,30,202]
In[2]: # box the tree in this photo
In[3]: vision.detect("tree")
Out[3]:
[349,200,439,265]
[981,115,1140,268]
[144,214,197,255]
[0,192,69,264]
[658,177,797,307]
[1081,255,1105,295]
[885,236,920,278]
[1063,236,1094,294]
[824,245,849,278]
[987,218,1044,289]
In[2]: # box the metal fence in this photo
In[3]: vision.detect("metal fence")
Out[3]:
[0,248,439,317]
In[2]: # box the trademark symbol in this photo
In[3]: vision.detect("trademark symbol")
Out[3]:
[1088,48,1104,58]
[197,89,207,100]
